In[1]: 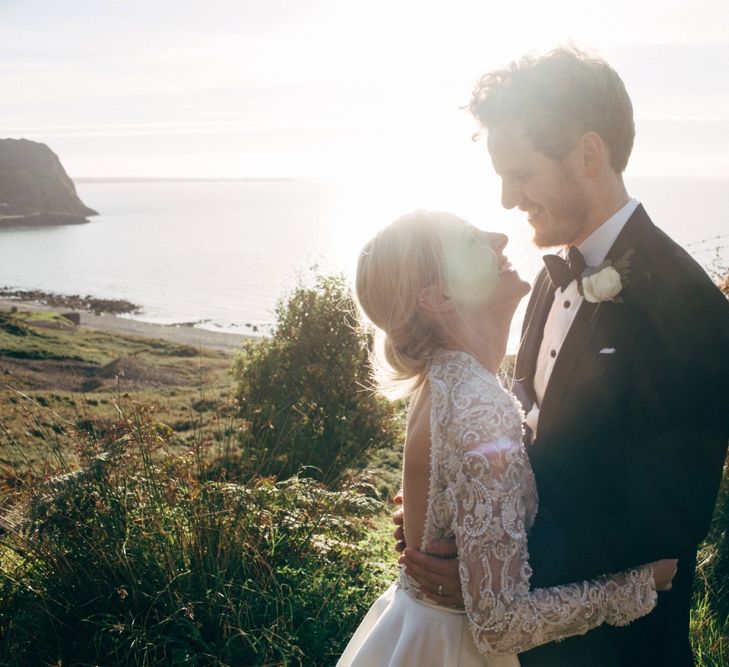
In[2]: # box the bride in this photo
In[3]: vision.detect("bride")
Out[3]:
[337,210,677,666]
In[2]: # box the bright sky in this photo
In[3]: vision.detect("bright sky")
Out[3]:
[2,0,728,187]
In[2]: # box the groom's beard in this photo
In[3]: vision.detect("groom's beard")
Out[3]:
[531,171,591,248]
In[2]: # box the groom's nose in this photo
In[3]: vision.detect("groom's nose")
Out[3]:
[500,178,521,210]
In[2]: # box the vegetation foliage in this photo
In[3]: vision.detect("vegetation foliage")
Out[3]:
[691,458,729,666]
[0,308,234,472]
[233,274,400,487]
[0,270,726,665]
[0,400,395,666]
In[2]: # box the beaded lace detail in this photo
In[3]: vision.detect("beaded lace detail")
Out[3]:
[399,349,656,656]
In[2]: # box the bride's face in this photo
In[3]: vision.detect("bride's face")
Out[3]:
[440,222,531,321]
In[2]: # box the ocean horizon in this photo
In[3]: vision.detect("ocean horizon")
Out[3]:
[1,176,727,352]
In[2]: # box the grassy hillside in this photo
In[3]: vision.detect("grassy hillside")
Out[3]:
[0,310,235,475]
[0,297,726,665]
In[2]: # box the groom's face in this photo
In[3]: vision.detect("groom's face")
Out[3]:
[487,121,590,248]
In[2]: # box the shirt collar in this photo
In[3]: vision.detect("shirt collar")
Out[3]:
[578,198,639,267]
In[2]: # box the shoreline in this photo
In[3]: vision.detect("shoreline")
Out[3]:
[0,298,250,353]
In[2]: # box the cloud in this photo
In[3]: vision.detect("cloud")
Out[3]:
[3,1,728,178]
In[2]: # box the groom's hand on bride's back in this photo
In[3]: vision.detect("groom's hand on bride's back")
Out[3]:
[392,491,463,607]
[392,492,406,552]
[399,544,463,608]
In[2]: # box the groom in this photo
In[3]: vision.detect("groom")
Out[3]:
[397,47,729,666]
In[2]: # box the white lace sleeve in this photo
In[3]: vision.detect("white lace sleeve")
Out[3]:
[451,439,657,656]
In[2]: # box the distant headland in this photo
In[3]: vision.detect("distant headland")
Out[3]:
[0,138,98,225]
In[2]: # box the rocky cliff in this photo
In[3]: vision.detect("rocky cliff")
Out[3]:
[0,138,97,225]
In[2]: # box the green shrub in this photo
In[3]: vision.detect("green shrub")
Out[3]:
[233,273,400,487]
[0,401,396,666]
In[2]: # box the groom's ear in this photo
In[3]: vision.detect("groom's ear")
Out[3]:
[418,285,454,315]
[576,131,607,178]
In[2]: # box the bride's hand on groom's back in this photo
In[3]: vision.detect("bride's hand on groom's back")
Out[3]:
[650,558,679,591]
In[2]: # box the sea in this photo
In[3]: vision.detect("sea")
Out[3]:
[0,177,727,352]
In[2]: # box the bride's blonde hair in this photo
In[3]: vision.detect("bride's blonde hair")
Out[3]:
[355,210,460,399]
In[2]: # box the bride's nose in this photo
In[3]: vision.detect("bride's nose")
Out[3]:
[484,232,508,253]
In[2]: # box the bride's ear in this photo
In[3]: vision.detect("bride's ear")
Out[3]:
[418,285,454,315]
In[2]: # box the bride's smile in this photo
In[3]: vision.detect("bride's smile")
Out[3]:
[431,221,531,373]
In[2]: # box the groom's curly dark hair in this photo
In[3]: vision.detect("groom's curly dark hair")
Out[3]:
[469,46,635,174]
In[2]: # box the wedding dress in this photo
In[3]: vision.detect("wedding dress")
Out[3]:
[337,350,657,667]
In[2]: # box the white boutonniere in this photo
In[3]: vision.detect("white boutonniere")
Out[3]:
[578,250,633,304]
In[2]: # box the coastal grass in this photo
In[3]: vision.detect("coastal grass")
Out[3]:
[1,273,727,664]
[690,450,729,666]
[0,286,403,665]
[10,310,75,326]
[0,310,215,366]
[0,399,397,666]
[691,591,729,667]
[0,309,234,471]
[1,389,726,665]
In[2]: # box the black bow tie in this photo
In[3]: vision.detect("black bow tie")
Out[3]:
[543,246,587,291]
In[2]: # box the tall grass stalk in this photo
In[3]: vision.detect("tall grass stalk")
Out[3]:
[691,452,729,666]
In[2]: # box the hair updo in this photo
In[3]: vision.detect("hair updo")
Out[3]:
[355,210,461,399]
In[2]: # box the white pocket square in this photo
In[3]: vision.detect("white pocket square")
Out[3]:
[599,347,616,354]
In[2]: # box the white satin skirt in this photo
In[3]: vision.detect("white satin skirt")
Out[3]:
[336,583,520,667]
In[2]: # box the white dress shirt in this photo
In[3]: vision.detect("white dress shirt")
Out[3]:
[525,198,639,438]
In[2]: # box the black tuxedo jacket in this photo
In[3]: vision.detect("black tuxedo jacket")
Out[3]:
[516,206,729,667]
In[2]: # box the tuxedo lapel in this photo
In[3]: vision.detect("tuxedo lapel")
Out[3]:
[536,205,652,440]
[515,268,556,405]
[603,204,652,277]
